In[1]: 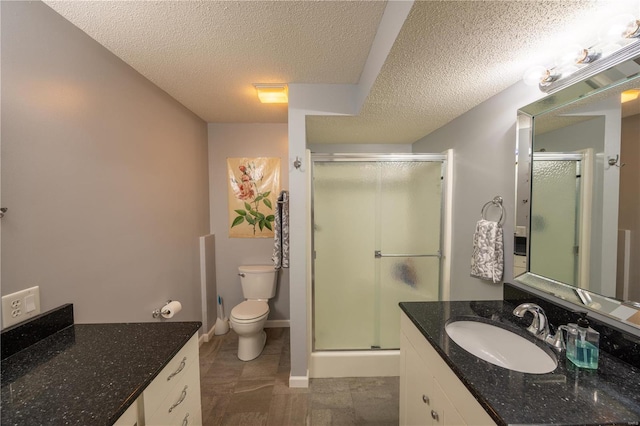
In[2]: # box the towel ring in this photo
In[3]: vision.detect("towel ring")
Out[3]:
[481,196,505,225]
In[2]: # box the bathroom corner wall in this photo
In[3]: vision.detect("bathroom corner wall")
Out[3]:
[1,1,210,324]
[412,81,542,300]
[207,124,290,321]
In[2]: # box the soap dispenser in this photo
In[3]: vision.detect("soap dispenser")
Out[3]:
[566,312,600,370]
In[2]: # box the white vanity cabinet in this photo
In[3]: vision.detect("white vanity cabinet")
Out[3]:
[400,312,495,426]
[114,333,202,426]
[143,333,202,426]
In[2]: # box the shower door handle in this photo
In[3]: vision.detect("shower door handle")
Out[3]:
[374,250,441,258]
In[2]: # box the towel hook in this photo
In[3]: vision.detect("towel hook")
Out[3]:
[607,155,625,168]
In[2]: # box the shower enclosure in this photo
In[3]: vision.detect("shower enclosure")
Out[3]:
[311,154,446,359]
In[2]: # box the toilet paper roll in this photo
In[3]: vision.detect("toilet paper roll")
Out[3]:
[161,301,182,319]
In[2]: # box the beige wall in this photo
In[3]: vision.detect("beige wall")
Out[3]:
[208,123,290,321]
[619,114,640,302]
[1,1,210,324]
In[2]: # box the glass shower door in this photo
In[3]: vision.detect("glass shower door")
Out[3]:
[313,158,443,351]
[313,162,377,350]
[376,162,442,349]
[529,158,581,285]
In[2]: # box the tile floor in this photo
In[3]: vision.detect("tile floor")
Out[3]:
[199,328,400,425]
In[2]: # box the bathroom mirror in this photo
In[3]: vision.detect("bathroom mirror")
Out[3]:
[515,45,640,330]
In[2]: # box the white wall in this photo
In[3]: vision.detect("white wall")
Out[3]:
[1,1,210,325]
[207,124,290,321]
[412,81,542,299]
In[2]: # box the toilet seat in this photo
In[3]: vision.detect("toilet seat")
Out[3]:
[231,300,269,322]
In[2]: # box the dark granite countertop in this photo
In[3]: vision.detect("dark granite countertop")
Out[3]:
[400,300,640,426]
[1,320,201,425]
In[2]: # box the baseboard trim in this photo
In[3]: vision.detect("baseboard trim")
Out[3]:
[265,319,290,328]
[198,324,217,345]
[289,371,309,388]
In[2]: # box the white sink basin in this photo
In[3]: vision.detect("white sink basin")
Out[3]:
[445,320,557,374]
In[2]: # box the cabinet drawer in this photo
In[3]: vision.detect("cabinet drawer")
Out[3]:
[144,334,199,416]
[145,362,202,426]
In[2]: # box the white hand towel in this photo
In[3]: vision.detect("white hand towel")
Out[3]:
[470,219,504,283]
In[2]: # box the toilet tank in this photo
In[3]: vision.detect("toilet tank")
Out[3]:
[238,265,277,299]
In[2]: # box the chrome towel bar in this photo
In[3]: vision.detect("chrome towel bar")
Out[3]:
[375,250,441,258]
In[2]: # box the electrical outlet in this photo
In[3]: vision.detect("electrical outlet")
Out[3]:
[2,286,41,328]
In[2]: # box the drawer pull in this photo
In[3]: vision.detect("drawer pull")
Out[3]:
[182,412,190,426]
[169,385,188,413]
[431,410,439,421]
[422,394,429,404]
[167,357,187,381]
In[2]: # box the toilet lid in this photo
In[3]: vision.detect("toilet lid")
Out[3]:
[238,265,276,274]
[231,300,269,320]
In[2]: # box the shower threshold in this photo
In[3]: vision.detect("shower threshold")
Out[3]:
[309,350,400,378]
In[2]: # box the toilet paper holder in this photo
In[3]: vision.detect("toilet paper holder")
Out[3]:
[152,300,174,319]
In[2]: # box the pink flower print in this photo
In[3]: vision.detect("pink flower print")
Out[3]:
[237,183,254,200]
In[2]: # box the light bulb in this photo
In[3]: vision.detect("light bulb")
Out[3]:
[575,47,601,64]
[599,14,639,42]
[540,68,561,86]
[626,19,640,38]
[556,44,584,66]
[523,66,548,86]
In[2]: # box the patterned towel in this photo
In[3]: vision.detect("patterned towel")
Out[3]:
[470,219,504,283]
[272,190,289,269]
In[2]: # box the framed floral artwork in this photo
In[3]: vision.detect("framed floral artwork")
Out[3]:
[227,157,280,238]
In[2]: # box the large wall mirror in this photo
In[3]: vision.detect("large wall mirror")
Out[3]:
[515,44,640,331]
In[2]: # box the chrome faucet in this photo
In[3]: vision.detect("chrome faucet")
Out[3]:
[513,303,565,351]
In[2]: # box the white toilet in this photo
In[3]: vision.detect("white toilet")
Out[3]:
[229,265,277,361]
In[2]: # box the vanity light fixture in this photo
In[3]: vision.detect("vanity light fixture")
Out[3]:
[523,14,640,93]
[253,84,288,104]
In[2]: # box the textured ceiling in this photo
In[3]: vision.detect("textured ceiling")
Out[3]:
[307,0,640,144]
[44,0,640,144]
[43,0,386,123]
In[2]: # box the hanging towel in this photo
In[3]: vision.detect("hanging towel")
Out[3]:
[272,190,290,269]
[470,219,504,283]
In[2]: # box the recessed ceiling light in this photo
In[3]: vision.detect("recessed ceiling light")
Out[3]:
[621,89,640,103]
[254,84,288,104]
